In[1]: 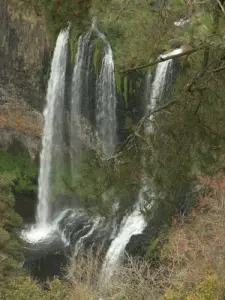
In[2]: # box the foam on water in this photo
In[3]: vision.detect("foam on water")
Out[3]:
[22,209,70,244]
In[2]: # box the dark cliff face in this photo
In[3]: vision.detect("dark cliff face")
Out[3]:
[0,0,50,111]
[0,0,51,157]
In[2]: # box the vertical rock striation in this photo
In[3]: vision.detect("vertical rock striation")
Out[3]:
[0,0,51,157]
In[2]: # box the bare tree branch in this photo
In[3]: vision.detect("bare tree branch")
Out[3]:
[213,65,225,73]
[102,99,180,161]
[112,0,133,23]
[217,0,225,14]
[0,254,7,263]
[119,48,204,73]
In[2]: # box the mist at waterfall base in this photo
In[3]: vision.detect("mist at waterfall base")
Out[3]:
[21,25,178,281]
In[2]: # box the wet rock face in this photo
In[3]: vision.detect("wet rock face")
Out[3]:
[0,0,50,157]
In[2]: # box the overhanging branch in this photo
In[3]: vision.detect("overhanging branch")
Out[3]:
[102,99,180,161]
[119,47,204,73]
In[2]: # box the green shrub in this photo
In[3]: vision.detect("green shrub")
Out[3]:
[0,151,38,193]
[0,174,24,288]
[1,276,68,300]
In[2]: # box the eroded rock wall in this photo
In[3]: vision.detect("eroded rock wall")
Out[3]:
[0,0,50,157]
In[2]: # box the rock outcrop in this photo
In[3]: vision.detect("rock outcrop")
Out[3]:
[0,0,50,158]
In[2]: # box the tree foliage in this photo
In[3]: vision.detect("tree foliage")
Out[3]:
[68,148,142,216]
[0,173,23,291]
[1,277,68,300]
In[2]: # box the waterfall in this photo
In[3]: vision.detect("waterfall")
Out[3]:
[148,49,181,113]
[37,28,69,226]
[70,31,93,178]
[101,51,177,280]
[95,31,117,156]
[22,25,117,250]
[146,54,175,134]
[149,60,173,111]
[20,14,180,283]
[22,28,69,243]
[101,196,147,281]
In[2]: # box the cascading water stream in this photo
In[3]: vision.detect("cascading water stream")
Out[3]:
[70,31,93,178]
[101,194,147,282]
[37,29,69,226]
[65,25,118,254]
[22,24,118,252]
[95,29,117,156]
[101,50,178,280]
[149,60,172,108]
[22,28,69,243]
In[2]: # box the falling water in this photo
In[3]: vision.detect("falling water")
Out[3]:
[22,28,69,243]
[101,197,147,281]
[149,49,182,112]
[149,60,173,111]
[95,31,117,156]
[70,31,93,178]
[101,50,178,280]
[37,28,69,226]
[146,50,179,133]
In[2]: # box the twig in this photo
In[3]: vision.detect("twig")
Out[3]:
[213,65,225,73]
[102,99,180,161]
[0,254,7,263]
[217,0,225,14]
[119,48,204,73]
[113,0,133,23]
[185,53,212,92]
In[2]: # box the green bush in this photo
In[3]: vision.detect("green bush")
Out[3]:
[0,150,38,193]
[1,276,68,300]
[0,174,23,288]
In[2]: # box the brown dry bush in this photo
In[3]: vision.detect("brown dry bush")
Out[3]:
[65,174,225,299]
[160,174,225,289]
[0,106,43,137]
[66,251,172,300]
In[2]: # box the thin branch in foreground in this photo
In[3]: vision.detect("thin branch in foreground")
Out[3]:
[112,0,133,23]
[102,99,180,161]
[119,47,204,73]
[217,0,225,14]
[213,65,225,73]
